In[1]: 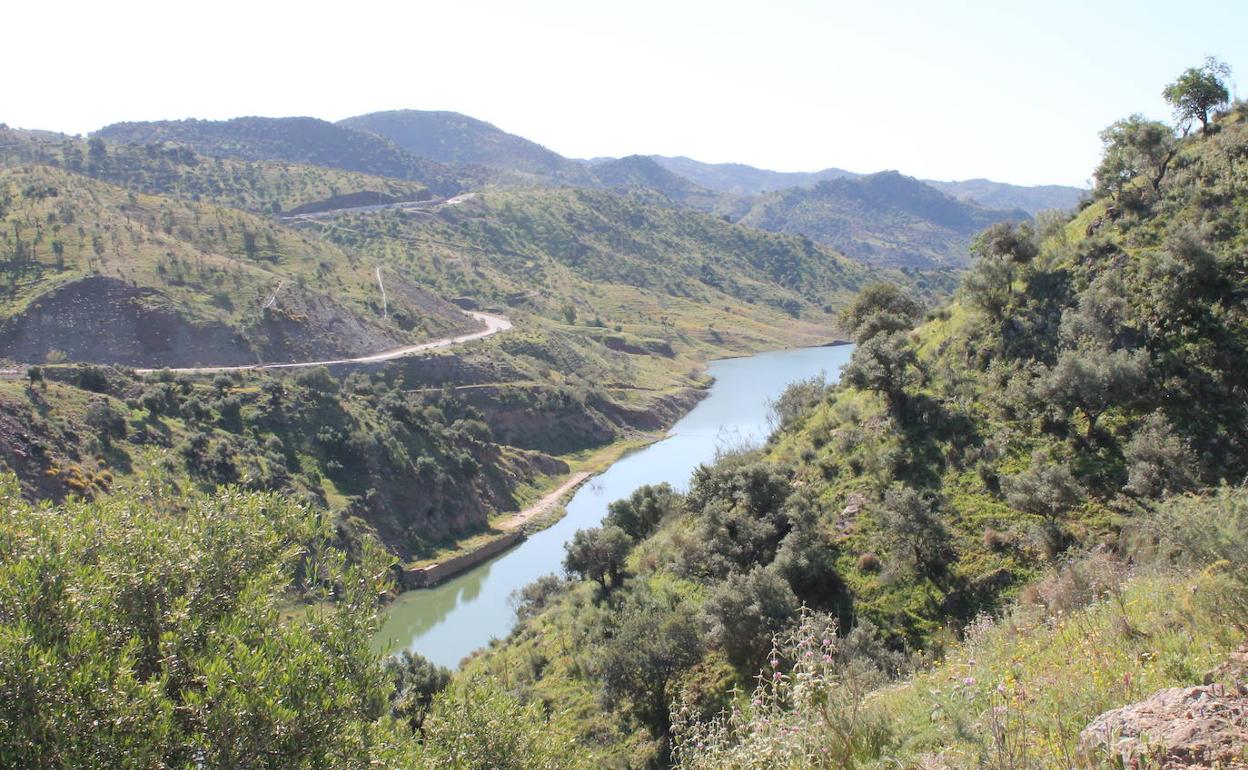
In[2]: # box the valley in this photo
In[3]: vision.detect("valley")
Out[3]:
[1,29,1244,770]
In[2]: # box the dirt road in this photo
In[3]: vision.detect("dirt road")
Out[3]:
[134,311,511,375]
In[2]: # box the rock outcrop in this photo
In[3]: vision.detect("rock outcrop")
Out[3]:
[1080,647,1248,769]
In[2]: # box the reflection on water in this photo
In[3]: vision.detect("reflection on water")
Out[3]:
[373,343,855,668]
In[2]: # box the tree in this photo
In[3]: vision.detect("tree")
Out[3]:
[960,222,1037,325]
[85,399,128,449]
[1036,346,1147,440]
[1163,57,1232,135]
[384,651,452,732]
[562,525,632,590]
[604,483,680,540]
[839,282,924,343]
[876,483,950,574]
[0,480,404,768]
[841,331,919,414]
[420,678,572,769]
[1094,115,1179,198]
[599,591,703,737]
[702,566,799,668]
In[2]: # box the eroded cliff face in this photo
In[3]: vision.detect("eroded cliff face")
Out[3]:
[0,274,482,369]
[0,276,254,367]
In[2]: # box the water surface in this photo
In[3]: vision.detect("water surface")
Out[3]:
[374,343,854,668]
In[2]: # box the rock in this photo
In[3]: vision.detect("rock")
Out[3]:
[1079,684,1248,769]
[1205,643,1248,693]
[837,492,867,534]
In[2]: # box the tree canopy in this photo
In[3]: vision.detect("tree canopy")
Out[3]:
[1163,57,1232,134]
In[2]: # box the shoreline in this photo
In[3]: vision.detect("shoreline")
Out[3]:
[380,331,846,595]
[390,429,672,591]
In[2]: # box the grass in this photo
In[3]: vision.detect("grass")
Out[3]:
[674,560,1246,770]
[871,566,1243,768]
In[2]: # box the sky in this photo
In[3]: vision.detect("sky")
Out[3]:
[5,0,1245,187]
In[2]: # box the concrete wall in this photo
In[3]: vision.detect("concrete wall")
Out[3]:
[400,531,525,588]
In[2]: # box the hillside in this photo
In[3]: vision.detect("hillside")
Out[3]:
[340,109,589,182]
[94,116,492,196]
[583,155,731,212]
[649,155,1085,215]
[449,99,1248,766]
[299,184,933,351]
[0,163,475,367]
[737,170,1028,267]
[0,125,433,215]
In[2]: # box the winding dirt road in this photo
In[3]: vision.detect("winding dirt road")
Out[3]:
[134,311,512,375]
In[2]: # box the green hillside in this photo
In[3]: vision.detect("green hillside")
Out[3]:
[302,185,937,354]
[0,163,474,367]
[94,116,493,196]
[447,97,1248,766]
[738,170,1028,268]
[1,125,433,215]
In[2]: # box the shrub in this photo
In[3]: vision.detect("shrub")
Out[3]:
[1002,452,1084,520]
[857,552,882,572]
[1123,411,1199,498]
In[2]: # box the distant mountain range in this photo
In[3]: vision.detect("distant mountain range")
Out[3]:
[90,109,1085,267]
[737,171,1030,268]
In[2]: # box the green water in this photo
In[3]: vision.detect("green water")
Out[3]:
[373,343,855,668]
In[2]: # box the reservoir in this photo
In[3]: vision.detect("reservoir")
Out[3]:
[374,343,855,668]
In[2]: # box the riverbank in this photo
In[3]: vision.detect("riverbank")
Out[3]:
[373,342,858,667]
[394,430,668,589]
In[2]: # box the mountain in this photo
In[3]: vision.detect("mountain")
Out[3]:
[650,155,857,194]
[649,155,1085,215]
[583,155,731,212]
[1,125,433,215]
[924,177,1085,214]
[0,161,474,368]
[339,109,588,182]
[93,116,490,196]
[737,170,1028,268]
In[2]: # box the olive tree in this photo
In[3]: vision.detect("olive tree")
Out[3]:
[839,282,924,343]
[1123,411,1199,498]
[1036,346,1147,440]
[841,331,919,414]
[876,483,950,575]
[562,525,632,590]
[702,566,799,668]
[1163,57,1232,135]
[1094,114,1179,198]
[604,483,680,540]
[1002,452,1084,520]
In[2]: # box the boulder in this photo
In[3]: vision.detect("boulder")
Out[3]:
[1079,682,1247,769]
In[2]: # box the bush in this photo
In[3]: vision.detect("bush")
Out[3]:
[1123,411,1199,498]
[672,609,891,770]
[1002,452,1084,520]
[0,477,401,768]
[702,567,799,668]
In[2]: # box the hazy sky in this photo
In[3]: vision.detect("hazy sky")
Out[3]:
[6,0,1244,187]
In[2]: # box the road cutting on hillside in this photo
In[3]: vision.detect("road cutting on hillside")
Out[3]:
[133,310,512,375]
